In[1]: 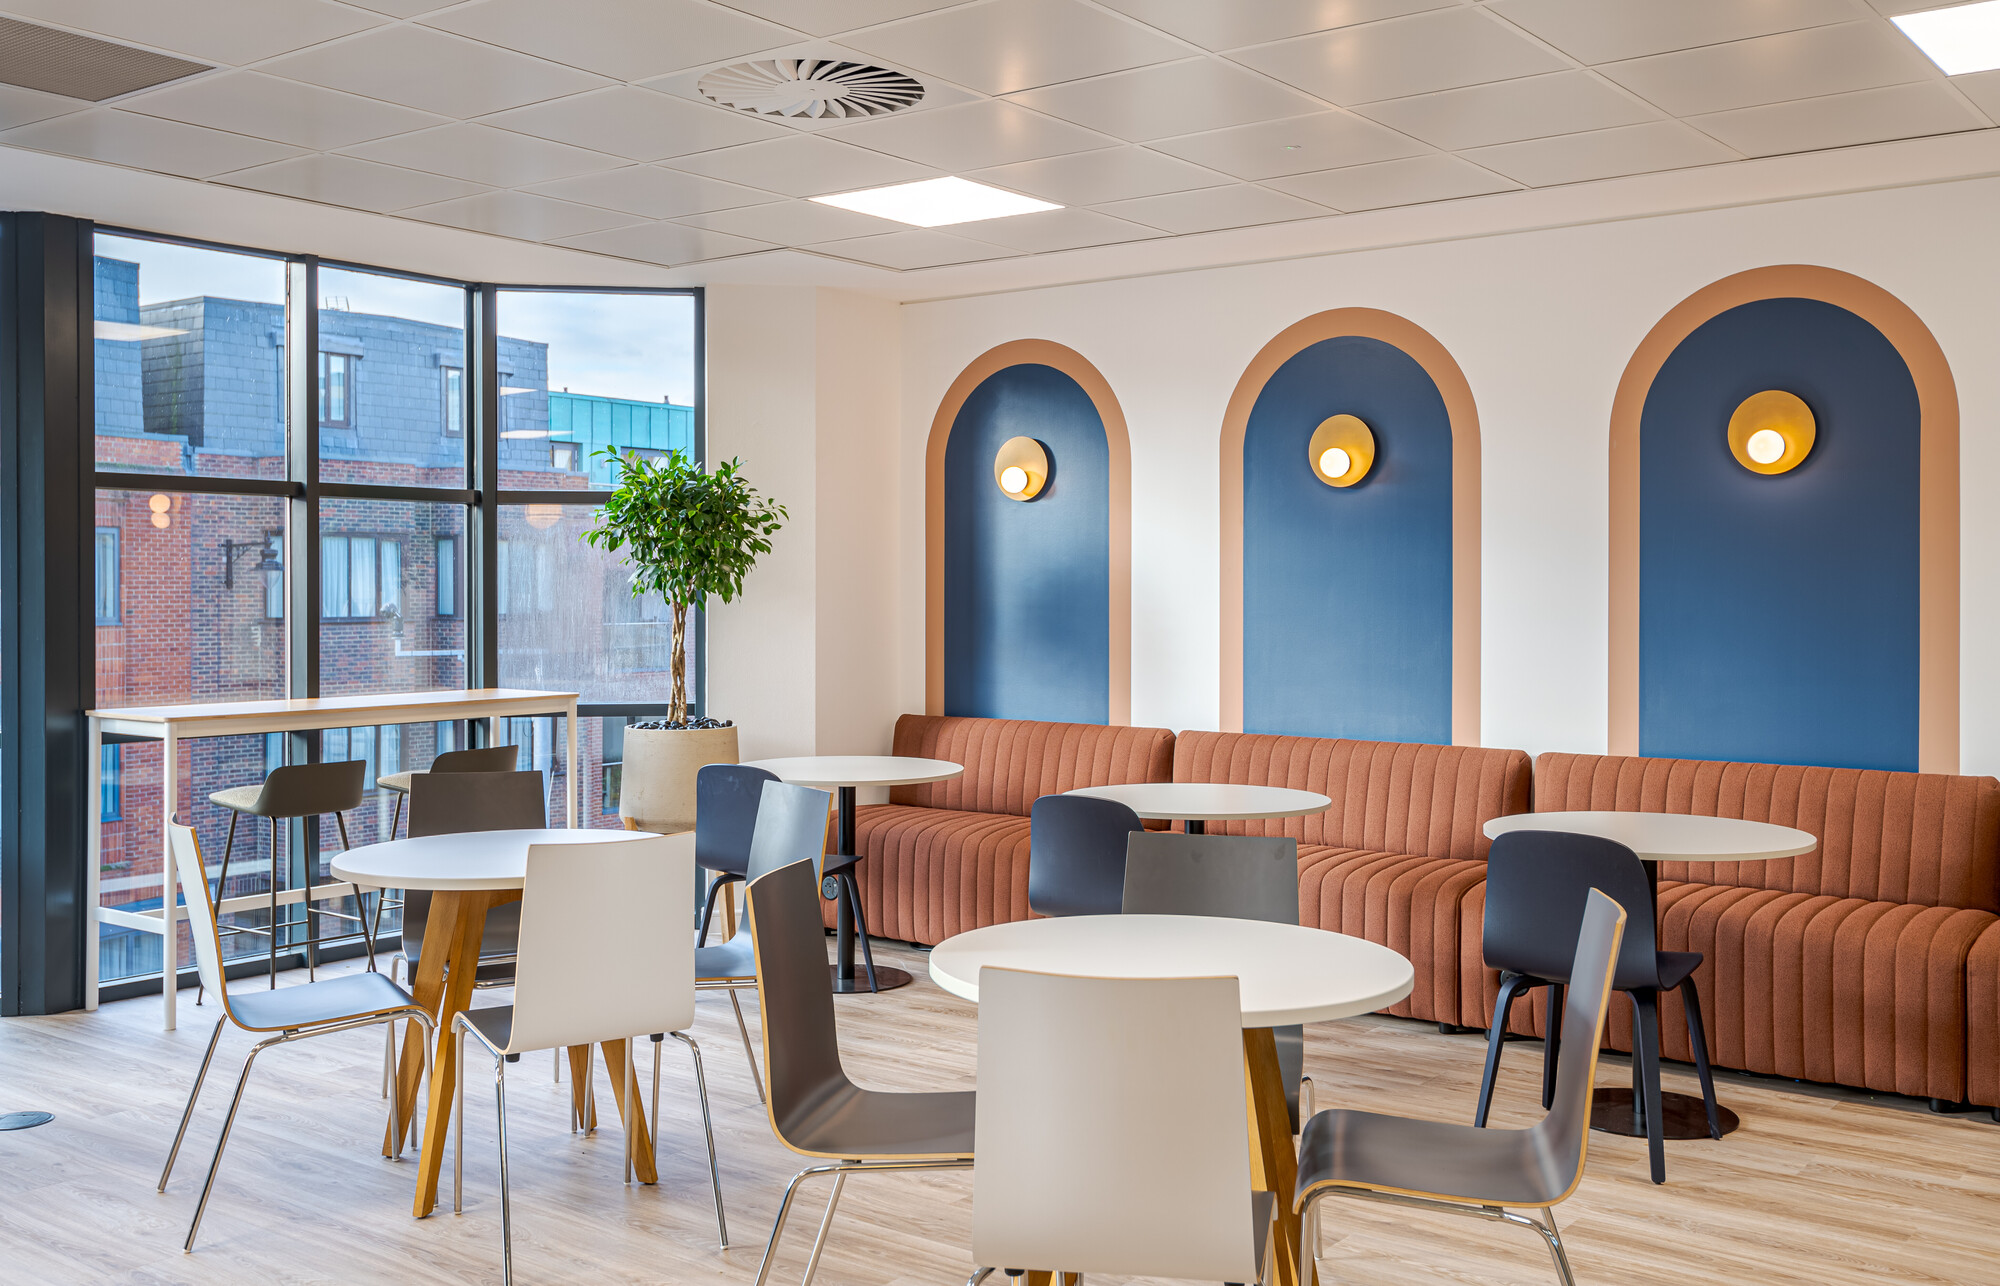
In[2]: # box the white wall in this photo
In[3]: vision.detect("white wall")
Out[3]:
[894,174,2000,774]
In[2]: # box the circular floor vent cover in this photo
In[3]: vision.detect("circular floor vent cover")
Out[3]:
[698,59,923,120]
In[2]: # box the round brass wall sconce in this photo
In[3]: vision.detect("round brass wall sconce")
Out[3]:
[994,436,1049,500]
[1727,390,1815,475]
[1308,414,1374,487]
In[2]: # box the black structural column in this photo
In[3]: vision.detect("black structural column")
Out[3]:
[0,213,96,1017]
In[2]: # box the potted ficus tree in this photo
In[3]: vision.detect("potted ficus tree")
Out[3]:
[586,447,786,834]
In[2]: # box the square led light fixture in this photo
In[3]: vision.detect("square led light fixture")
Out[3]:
[811,177,1059,227]
[1894,1,2000,75]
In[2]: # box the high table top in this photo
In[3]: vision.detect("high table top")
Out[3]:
[89,688,577,726]
[1065,781,1333,822]
[929,914,1413,1027]
[331,827,676,891]
[1484,810,1818,863]
[742,755,965,790]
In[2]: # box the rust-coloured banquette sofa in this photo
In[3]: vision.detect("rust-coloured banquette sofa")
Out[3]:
[1478,753,2000,1110]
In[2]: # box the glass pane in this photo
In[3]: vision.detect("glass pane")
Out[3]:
[494,291,696,491]
[318,498,466,696]
[317,266,469,485]
[489,715,622,832]
[93,233,287,481]
[496,504,673,706]
[95,490,287,706]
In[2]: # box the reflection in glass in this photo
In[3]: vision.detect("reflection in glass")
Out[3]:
[317,266,469,485]
[497,504,672,707]
[318,499,467,696]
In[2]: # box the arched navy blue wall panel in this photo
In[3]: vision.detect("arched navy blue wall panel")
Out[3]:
[1639,297,1920,770]
[1242,336,1452,742]
[944,363,1109,722]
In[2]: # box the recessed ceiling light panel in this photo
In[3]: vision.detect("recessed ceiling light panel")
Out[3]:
[699,59,923,120]
[0,14,210,101]
[1894,1,2000,75]
[812,177,1060,227]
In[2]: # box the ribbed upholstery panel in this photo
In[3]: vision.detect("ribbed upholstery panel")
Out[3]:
[1171,731,1531,861]
[1533,753,2000,913]
[1298,845,1484,1024]
[1967,926,2000,1107]
[833,805,1034,946]
[886,714,1175,816]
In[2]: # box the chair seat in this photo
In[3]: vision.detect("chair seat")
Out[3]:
[783,1084,976,1160]
[1295,1107,1572,1211]
[1655,950,1701,991]
[460,1003,516,1052]
[379,771,414,795]
[208,785,269,816]
[694,934,756,984]
[228,970,420,1033]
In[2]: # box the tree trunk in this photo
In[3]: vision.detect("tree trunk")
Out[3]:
[670,600,688,725]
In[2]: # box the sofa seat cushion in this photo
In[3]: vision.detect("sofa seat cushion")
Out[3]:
[1299,845,1484,1025]
[834,804,1033,947]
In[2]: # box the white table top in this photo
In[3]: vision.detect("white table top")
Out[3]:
[742,755,966,790]
[89,688,577,734]
[331,828,679,891]
[929,914,1413,1028]
[1484,810,1817,863]
[1064,781,1333,822]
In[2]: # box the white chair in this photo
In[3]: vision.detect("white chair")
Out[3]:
[451,833,725,1285]
[158,819,435,1253]
[967,968,1275,1285]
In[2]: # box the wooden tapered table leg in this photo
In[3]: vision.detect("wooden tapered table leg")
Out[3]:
[410,889,511,1218]
[598,1040,658,1185]
[567,1045,596,1132]
[1245,1027,1314,1286]
[385,891,466,1157]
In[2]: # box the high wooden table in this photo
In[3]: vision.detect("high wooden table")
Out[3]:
[1483,810,1817,1140]
[930,914,1414,1286]
[332,827,675,1217]
[1064,782,1332,834]
[88,687,580,1029]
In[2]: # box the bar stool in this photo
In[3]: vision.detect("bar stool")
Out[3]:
[206,759,369,992]
[378,743,522,840]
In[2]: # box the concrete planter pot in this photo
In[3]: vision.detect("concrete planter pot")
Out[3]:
[618,724,739,835]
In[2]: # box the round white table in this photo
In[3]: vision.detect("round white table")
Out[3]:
[1481,810,1817,1142]
[1063,781,1332,834]
[742,755,964,994]
[932,914,1411,1286]
[332,827,676,1214]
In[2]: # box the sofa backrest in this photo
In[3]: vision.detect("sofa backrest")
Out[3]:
[1172,731,1532,862]
[888,714,1176,817]
[1534,752,2000,913]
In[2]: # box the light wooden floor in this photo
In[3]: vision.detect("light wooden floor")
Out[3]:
[4,942,1998,1286]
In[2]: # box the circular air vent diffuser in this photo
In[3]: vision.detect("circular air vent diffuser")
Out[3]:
[698,59,923,119]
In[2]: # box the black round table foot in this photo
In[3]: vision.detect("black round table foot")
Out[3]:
[1589,1088,1739,1139]
[0,1111,53,1131]
[830,964,914,994]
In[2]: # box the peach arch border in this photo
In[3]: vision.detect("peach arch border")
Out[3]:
[1607,265,1960,772]
[925,340,1132,724]
[1218,309,1482,744]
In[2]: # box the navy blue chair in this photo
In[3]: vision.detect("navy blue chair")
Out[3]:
[1029,793,1145,919]
[695,763,780,946]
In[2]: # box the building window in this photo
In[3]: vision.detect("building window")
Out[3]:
[325,725,390,787]
[94,527,119,624]
[322,535,402,620]
[319,352,353,428]
[262,532,284,619]
[266,732,285,775]
[436,536,457,617]
[551,441,577,471]
[101,745,122,821]
[441,365,464,436]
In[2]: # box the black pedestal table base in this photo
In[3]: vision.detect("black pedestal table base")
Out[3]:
[830,964,912,994]
[1589,1088,1739,1140]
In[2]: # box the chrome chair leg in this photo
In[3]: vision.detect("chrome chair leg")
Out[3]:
[495,1051,515,1286]
[159,1015,227,1192]
[185,1036,277,1251]
[801,1170,847,1286]
[729,988,766,1104]
[964,1269,996,1286]
[381,1020,393,1099]
[582,1043,596,1135]
[455,1026,466,1214]
[624,1036,637,1186]
[754,1168,822,1286]
[673,1030,728,1248]
[554,1047,561,1083]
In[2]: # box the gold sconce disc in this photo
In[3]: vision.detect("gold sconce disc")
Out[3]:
[1727,390,1815,475]
[1308,414,1375,487]
[993,436,1049,501]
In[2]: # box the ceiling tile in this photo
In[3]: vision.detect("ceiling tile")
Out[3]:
[480,87,790,162]
[557,220,775,265]
[814,229,1022,269]
[214,153,487,212]
[1951,70,2000,124]
[118,72,445,151]
[1150,111,1421,180]
[0,0,385,65]
[403,189,636,239]
[1354,70,1659,151]
[952,206,1165,251]
[1005,57,1328,143]
[1486,0,1856,66]
[662,133,937,196]
[1686,82,1989,158]
[1599,22,1935,118]
[1265,153,1515,210]
[1460,120,1736,187]
[1098,183,1332,233]
[823,99,1112,169]
[676,199,907,243]
[341,0,459,15]
[0,108,301,180]
[341,122,621,187]
[1095,0,1456,51]
[709,1,972,39]
[523,165,780,218]
[0,83,90,132]
[422,0,795,82]
[844,0,1187,95]
[1232,8,1566,107]
[260,25,608,118]
[970,146,1228,204]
